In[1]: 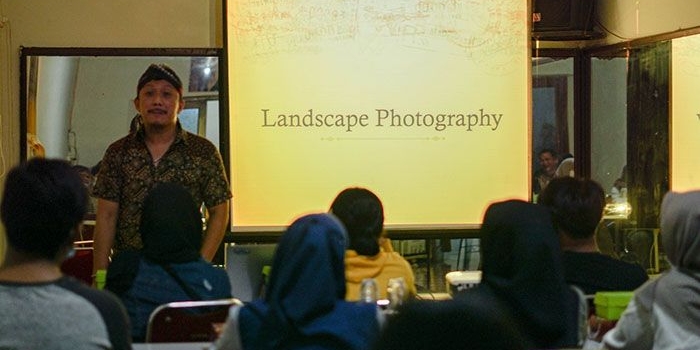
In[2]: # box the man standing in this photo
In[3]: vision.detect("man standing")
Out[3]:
[92,64,231,280]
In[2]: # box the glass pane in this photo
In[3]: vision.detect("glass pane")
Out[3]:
[590,42,670,275]
[591,55,628,201]
[531,57,575,199]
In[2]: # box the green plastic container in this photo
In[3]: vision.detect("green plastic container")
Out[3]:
[594,291,634,320]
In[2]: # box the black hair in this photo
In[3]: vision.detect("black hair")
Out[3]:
[538,148,558,158]
[330,187,384,256]
[538,177,605,239]
[1,158,88,260]
[72,164,91,174]
[139,182,203,264]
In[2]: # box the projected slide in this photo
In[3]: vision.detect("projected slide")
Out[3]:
[227,0,530,231]
[671,34,700,191]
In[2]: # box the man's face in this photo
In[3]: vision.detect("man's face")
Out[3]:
[539,152,558,176]
[134,80,184,129]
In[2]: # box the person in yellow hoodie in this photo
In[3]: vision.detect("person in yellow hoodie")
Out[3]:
[330,187,417,301]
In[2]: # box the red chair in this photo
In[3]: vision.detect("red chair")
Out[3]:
[145,298,243,343]
[60,240,93,285]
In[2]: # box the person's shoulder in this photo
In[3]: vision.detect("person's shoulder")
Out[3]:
[193,259,231,278]
[563,251,649,286]
[56,276,125,307]
[103,133,141,157]
[384,251,413,267]
[585,252,647,273]
[176,260,231,283]
[179,132,222,159]
[107,133,138,148]
[182,131,217,148]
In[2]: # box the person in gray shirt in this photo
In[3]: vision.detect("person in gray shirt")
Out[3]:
[0,158,131,350]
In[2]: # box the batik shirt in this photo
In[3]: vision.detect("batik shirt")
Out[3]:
[93,126,231,253]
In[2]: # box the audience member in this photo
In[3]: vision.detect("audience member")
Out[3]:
[603,190,700,349]
[538,177,648,295]
[329,187,417,301]
[73,164,97,215]
[92,63,231,280]
[454,199,579,348]
[555,153,575,178]
[373,293,532,350]
[105,182,232,342]
[0,158,131,349]
[533,148,559,196]
[212,213,384,350]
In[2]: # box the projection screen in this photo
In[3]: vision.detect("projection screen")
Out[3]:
[672,34,700,192]
[226,0,531,232]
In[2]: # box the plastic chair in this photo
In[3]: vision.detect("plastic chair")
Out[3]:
[145,298,243,343]
[570,285,590,347]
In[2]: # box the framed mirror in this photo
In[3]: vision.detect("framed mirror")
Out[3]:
[19,47,226,174]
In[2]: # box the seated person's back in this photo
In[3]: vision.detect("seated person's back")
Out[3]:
[374,294,532,350]
[538,177,648,295]
[454,199,579,348]
[213,213,384,350]
[330,187,417,300]
[603,190,700,348]
[106,182,232,341]
[0,158,131,349]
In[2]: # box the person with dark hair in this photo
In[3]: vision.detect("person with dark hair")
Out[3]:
[373,293,532,350]
[73,164,97,214]
[329,187,416,301]
[454,199,580,348]
[538,177,648,295]
[92,63,232,282]
[0,158,131,349]
[212,213,384,350]
[105,182,232,342]
[533,148,559,196]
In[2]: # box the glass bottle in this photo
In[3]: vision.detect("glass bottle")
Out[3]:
[387,277,407,311]
[359,278,378,303]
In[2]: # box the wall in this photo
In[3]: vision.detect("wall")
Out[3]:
[538,0,700,49]
[596,0,700,44]
[0,0,221,262]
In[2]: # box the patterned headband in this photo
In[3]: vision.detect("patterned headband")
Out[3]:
[136,63,183,96]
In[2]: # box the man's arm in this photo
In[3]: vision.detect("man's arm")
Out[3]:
[93,198,119,274]
[201,200,230,261]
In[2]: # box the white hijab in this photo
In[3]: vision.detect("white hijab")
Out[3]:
[635,190,700,330]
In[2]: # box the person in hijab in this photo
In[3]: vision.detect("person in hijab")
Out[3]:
[603,190,700,349]
[105,182,232,342]
[454,199,580,349]
[329,187,417,301]
[212,213,384,350]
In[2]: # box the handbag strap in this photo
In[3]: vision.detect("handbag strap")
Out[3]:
[161,264,203,301]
